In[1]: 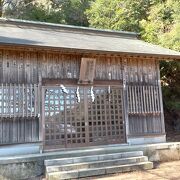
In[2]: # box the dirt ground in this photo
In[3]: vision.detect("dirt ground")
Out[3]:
[87,161,180,180]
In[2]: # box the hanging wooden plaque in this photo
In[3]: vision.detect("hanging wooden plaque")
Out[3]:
[78,58,96,84]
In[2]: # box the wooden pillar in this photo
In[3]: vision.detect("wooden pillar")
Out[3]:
[156,61,166,134]
[122,58,129,142]
[38,52,44,152]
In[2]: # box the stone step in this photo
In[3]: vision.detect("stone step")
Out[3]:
[46,156,148,172]
[46,161,153,180]
[45,151,143,166]
[44,145,144,160]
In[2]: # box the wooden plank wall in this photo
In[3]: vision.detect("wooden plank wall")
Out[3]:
[0,50,123,83]
[0,50,38,84]
[0,48,165,144]
[126,58,158,85]
[0,49,124,145]
[0,84,40,144]
[0,51,161,84]
[126,58,164,136]
[38,53,123,81]
[38,53,81,80]
[127,85,162,135]
[95,56,123,80]
[0,117,39,144]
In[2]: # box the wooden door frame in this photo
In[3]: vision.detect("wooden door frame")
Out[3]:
[42,78,123,87]
[41,78,126,151]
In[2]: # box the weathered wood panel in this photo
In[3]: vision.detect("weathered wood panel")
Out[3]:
[0,50,160,85]
[78,58,96,84]
[125,59,164,136]
[127,84,164,135]
[0,83,40,145]
[95,56,123,80]
[38,53,81,81]
[39,53,123,81]
[0,50,125,84]
[127,85,161,114]
[0,48,165,143]
[0,117,39,144]
[126,58,158,85]
[128,114,162,135]
[0,50,39,84]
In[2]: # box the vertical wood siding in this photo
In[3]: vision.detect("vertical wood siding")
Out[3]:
[126,58,158,85]
[0,49,165,145]
[0,50,39,84]
[0,50,124,83]
[38,53,81,81]
[95,56,123,80]
[0,84,40,144]
[127,85,163,135]
[0,117,39,144]
[126,59,164,135]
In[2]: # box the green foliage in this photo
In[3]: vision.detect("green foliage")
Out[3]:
[140,0,180,46]
[59,0,91,26]
[4,0,64,23]
[86,0,151,32]
[161,61,180,111]
[86,0,124,30]
[159,23,180,51]
[20,5,63,23]
[3,0,92,26]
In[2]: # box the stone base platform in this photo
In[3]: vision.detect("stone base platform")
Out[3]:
[0,142,180,179]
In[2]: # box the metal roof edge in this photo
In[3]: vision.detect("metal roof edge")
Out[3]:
[0,18,139,39]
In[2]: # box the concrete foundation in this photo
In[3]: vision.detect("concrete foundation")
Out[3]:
[0,142,180,179]
[0,143,41,157]
[127,135,166,145]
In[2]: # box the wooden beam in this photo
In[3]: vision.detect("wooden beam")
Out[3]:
[0,45,178,60]
[42,78,123,86]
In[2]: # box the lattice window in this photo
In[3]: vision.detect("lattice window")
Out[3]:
[0,84,40,117]
[127,85,161,114]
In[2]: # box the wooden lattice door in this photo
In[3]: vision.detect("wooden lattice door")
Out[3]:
[87,86,126,146]
[43,85,126,150]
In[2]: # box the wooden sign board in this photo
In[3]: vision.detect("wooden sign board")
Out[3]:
[78,58,96,84]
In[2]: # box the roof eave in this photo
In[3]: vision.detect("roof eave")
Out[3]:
[0,43,180,60]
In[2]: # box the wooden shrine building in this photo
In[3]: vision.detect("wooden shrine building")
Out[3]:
[0,18,180,152]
